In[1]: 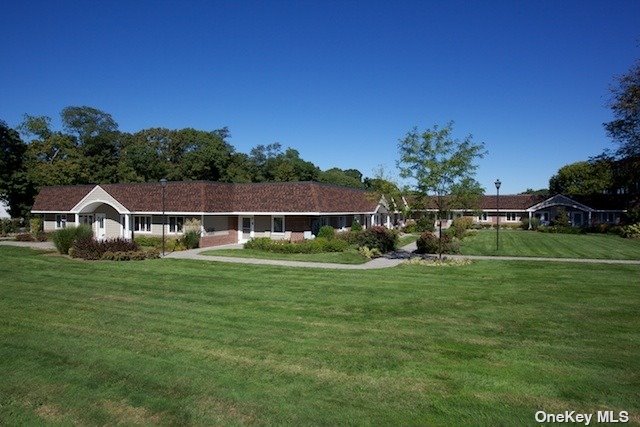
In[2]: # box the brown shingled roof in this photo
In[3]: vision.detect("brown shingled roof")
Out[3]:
[31,185,95,211]
[32,181,380,213]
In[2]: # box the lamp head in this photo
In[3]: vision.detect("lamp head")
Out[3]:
[494,179,501,190]
[160,178,168,187]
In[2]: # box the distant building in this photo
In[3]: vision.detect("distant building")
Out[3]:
[0,201,9,218]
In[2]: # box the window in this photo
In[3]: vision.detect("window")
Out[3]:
[134,215,151,232]
[478,212,487,221]
[338,216,346,229]
[272,216,284,233]
[506,212,518,221]
[55,214,67,229]
[168,216,184,233]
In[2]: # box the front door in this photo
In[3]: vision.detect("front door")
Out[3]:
[239,216,253,243]
[95,213,106,240]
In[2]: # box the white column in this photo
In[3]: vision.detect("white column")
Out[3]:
[75,214,80,227]
[528,211,532,230]
[588,211,592,226]
[125,214,131,239]
[371,214,375,226]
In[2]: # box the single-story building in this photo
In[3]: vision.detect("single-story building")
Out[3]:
[31,181,391,247]
[406,193,626,227]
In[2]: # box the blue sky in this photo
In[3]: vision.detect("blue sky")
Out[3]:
[1,0,639,194]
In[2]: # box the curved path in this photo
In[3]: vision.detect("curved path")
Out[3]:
[165,241,640,269]
[3,240,639,268]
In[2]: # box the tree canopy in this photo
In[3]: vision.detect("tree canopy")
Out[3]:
[604,60,640,159]
[1,106,371,218]
[548,160,613,195]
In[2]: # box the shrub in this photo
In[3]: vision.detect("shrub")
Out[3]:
[100,248,160,261]
[552,208,570,228]
[353,226,397,253]
[452,216,474,232]
[244,236,348,253]
[358,246,382,259]
[521,217,541,230]
[351,219,363,232]
[184,218,202,233]
[415,216,435,232]
[134,235,163,247]
[317,225,335,240]
[0,218,15,236]
[34,231,51,242]
[182,230,200,249]
[29,217,43,235]
[71,237,139,260]
[15,233,35,242]
[620,223,640,239]
[415,232,459,254]
[52,225,93,255]
[416,232,438,254]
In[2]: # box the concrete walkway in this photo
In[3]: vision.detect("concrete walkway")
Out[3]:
[3,239,638,268]
[0,240,55,250]
[164,241,640,268]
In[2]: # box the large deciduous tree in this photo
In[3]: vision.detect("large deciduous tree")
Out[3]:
[604,60,640,158]
[397,121,486,256]
[0,121,35,218]
[548,160,613,195]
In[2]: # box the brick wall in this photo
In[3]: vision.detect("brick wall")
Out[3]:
[199,216,238,247]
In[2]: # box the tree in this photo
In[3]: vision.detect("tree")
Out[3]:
[61,106,121,183]
[397,121,486,257]
[520,188,548,195]
[548,160,612,195]
[0,121,35,218]
[604,60,640,158]
[318,167,364,188]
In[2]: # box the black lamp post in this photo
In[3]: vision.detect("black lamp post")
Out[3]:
[160,178,167,256]
[495,179,501,251]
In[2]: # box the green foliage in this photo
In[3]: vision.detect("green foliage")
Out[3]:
[452,216,474,232]
[182,230,201,249]
[29,217,42,234]
[358,246,382,259]
[350,219,363,232]
[398,121,486,222]
[551,208,570,228]
[134,235,187,252]
[604,60,640,158]
[0,218,19,235]
[416,216,435,232]
[619,223,640,239]
[52,225,93,255]
[317,225,335,240]
[521,217,541,230]
[244,237,349,254]
[318,168,364,188]
[0,121,34,218]
[354,226,397,253]
[537,225,583,234]
[415,232,459,254]
[548,160,613,195]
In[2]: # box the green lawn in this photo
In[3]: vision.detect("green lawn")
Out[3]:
[460,229,640,259]
[1,246,639,424]
[201,248,369,264]
[397,233,420,247]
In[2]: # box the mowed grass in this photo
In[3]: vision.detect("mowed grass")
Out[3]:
[461,229,640,259]
[1,246,639,425]
[397,233,420,247]
[200,248,369,264]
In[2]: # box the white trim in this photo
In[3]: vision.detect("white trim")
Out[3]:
[133,215,152,233]
[238,216,254,243]
[71,185,130,214]
[168,216,185,234]
[55,214,67,229]
[526,194,594,213]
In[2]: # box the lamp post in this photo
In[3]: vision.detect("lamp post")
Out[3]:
[495,179,501,252]
[160,178,167,256]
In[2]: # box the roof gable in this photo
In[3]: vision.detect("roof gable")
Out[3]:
[526,194,594,212]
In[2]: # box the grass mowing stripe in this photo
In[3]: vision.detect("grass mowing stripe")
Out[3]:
[1,247,639,424]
